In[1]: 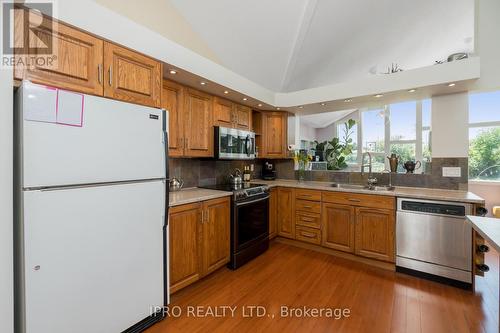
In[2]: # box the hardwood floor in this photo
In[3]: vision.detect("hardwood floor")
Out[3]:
[146,242,499,333]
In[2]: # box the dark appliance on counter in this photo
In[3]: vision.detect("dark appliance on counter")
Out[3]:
[199,183,270,269]
[262,160,276,180]
[215,126,256,160]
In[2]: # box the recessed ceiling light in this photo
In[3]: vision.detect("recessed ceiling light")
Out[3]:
[258,104,263,107]
[200,82,206,86]
[320,103,326,106]
[448,83,456,87]
[298,106,303,109]
[344,99,352,103]
[374,94,383,98]
[276,107,281,110]
[169,69,177,75]
[243,97,248,101]
[224,90,229,94]
[408,89,416,93]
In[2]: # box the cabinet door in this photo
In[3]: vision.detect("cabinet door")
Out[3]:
[263,112,287,158]
[162,80,185,157]
[103,42,161,107]
[169,203,202,294]
[277,187,295,239]
[355,208,395,262]
[269,188,278,239]
[322,203,355,253]
[14,8,104,95]
[213,97,234,128]
[184,88,214,157]
[234,104,252,130]
[202,197,230,275]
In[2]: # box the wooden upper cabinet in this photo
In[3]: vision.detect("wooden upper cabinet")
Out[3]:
[14,8,104,95]
[355,207,395,263]
[234,104,252,130]
[103,42,161,107]
[169,203,202,294]
[201,197,230,275]
[213,97,234,128]
[162,80,185,157]
[262,112,288,158]
[269,188,278,239]
[277,187,295,239]
[322,203,355,253]
[213,98,252,131]
[184,88,214,157]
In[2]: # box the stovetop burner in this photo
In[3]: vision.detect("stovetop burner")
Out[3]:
[199,183,269,201]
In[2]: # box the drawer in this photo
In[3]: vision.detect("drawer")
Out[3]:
[295,189,321,201]
[322,191,395,210]
[295,199,321,214]
[295,212,321,229]
[295,226,321,245]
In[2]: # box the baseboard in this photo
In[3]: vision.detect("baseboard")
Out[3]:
[275,237,395,271]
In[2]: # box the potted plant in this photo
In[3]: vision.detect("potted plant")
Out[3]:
[324,119,356,170]
[312,140,327,161]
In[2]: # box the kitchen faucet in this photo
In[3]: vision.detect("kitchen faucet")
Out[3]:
[361,152,378,189]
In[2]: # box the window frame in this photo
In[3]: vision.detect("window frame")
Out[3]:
[468,91,500,183]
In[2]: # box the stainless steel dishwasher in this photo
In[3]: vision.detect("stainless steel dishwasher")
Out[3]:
[396,197,473,287]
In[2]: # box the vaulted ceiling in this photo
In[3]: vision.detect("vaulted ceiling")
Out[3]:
[170,0,474,93]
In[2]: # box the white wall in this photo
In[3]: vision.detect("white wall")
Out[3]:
[431,92,469,158]
[299,123,317,142]
[0,68,14,332]
[472,0,500,91]
[316,123,336,143]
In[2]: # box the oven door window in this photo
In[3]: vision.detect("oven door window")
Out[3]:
[235,197,269,249]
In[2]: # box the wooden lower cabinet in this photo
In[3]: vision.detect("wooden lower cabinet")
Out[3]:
[277,187,295,239]
[354,207,395,262]
[202,197,231,275]
[269,188,278,239]
[169,197,230,294]
[322,203,355,253]
[169,203,202,294]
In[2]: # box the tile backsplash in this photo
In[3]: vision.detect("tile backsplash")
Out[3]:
[169,157,468,190]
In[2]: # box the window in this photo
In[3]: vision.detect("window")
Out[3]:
[355,100,431,173]
[468,91,500,181]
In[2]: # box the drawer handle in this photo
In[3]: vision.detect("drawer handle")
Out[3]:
[303,205,313,209]
[301,217,315,222]
[476,264,490,272]
[300,195,312,198]
[348,198,361,202]
[301,232,316,238]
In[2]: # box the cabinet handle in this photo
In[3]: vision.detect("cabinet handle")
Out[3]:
[185,138,188,148]
[348,198,361,203]
[201,210,205,224]
[301,217,314,222]
[302,205,313,209]
[108,66,112,86]
[98,64,103,84]
[301,232,316,238]
[204,210,209,223]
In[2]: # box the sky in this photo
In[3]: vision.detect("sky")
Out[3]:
[469,91,500,139]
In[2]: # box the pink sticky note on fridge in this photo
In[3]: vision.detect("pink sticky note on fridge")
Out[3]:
[56,90,84,127]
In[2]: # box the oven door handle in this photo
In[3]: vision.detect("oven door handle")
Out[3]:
[235,194,270,207]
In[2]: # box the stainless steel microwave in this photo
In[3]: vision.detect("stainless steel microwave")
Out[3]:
[215,126,256,160]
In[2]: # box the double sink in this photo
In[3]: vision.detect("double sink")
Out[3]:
[331,183,395,192]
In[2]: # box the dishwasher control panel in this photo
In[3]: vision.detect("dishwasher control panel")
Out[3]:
[400,200,466,216]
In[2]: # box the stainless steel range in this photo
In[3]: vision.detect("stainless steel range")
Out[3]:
[200,183,269,269]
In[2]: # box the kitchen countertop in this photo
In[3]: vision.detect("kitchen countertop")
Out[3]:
[252,179,485,204]
[169,188,232,207]
[467,216,500,253]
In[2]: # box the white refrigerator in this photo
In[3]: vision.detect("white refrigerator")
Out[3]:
[14,81,169,333]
